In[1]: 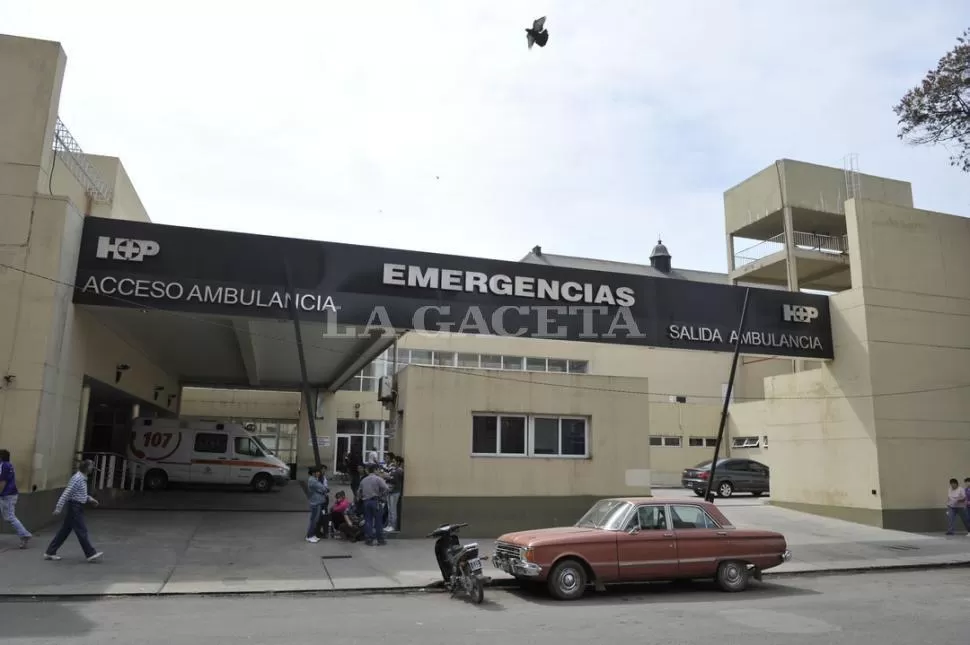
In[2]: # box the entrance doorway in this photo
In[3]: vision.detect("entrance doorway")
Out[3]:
[334,419,388,474]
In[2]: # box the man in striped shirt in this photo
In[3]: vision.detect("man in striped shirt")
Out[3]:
[44,460,103,562]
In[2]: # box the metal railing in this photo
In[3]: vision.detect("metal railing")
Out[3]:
[734,231,849,269]
[52,117,113,203]
[76,451,144,492]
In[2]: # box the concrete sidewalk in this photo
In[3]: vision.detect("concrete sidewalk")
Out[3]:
[1,501,969,597]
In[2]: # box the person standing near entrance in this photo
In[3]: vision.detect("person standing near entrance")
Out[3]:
[0,449,32,548]
[385,457,404,532]
[306,465,328,543]
[44,459,103,562]
[359,465,389,546]
[347,448,363,502]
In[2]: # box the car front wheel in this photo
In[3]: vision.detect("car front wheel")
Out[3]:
[252,474,274,492]
[547,559,588,601]
[716,560,749,592]
[717,481,734,498]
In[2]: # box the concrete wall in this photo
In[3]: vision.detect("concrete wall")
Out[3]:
[0,35,179,534]
[730,198,970,531]
[394,366,651,536]
[180,387,301,420]
[850,198,970,529]
[724,159,914,236]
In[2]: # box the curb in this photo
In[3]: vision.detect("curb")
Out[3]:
[2,560,969,601]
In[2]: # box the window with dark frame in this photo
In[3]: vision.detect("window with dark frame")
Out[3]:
[472,414,526,455]
[472,414,588,458]
[194,432,228,454]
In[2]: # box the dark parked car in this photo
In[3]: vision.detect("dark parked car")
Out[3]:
[681,458,769,498]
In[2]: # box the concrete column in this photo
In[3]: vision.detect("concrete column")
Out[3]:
[725,233,736,273]
[73,384,91,457]
[782,206,799,292]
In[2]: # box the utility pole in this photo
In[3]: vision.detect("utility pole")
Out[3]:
[704,287,751,503]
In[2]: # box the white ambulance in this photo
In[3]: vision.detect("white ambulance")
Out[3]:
[128,417,291,492]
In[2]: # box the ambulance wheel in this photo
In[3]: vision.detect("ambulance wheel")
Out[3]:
[144,469,168,491]
[252,474,274,493]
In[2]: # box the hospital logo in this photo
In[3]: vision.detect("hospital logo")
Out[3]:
[96,236,160,262]
[782,304,819,324]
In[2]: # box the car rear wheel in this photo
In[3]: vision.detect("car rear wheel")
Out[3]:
[716,560,749,592]
[547,558,588,601]
[144,469,168,491]
[717,481,734,498]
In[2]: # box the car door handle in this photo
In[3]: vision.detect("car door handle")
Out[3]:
[663,533,674,538]
[716,531,728,536]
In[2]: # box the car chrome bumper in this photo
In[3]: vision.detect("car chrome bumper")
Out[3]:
[781,550,792,562]
[492,554,542,577]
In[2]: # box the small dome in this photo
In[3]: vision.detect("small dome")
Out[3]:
[650,240,670,258]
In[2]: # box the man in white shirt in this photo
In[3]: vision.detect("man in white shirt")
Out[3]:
[945,478,970,536]
[44,460,103,562]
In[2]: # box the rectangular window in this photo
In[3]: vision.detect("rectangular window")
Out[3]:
[663,436,682,447]
[409,350,433,365]
[395,349,410,366]
[471,414,527,455]
[706,438,717,447]
[547,359,568,373]
[234,437,262,457]
[688,437,704,447]
[433,351,456,367]
[567,360,589,374]
[472,415,587,458]
[731,436,761,449]
[480,354,503,369]
[457,353,480,368]
[649,436,663,446]
[525,357,547,371]
[502,356,523,370]
[194,432,228,454]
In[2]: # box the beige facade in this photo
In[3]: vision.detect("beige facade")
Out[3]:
[0,35,181,531]
[3,31,968,539]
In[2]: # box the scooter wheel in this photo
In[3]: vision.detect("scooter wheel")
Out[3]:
[470,577,485,604]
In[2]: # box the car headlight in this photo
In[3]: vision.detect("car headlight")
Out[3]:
[519,547,534,562]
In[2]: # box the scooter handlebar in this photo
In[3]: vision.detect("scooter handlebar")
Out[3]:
[426,522,469,537]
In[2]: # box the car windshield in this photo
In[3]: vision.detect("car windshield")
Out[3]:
[251,436,273,456]
[574,500,632,530]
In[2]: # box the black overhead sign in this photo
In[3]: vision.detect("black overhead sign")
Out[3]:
[73,217,834,360]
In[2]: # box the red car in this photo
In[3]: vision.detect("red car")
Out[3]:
[491,497,791,600]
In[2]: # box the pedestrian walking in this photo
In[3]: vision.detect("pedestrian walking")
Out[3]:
[0,449,32,548]
[306,465,328,543]
[945,478,970,536]
[44,459,103,562]
[358,464,389,546]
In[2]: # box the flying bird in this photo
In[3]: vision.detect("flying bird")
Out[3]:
[526,16,549,49]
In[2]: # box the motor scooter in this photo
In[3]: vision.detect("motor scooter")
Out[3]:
[427,522,489,604]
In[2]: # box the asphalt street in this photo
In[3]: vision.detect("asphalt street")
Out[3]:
[2,569,968,644]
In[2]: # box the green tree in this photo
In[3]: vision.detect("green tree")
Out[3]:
[893,28,970,172]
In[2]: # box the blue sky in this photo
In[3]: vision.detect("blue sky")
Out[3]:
[5,0,969,272]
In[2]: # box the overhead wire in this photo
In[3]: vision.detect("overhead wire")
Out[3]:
[2,260,969,403]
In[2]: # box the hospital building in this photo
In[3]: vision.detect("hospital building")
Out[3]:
[2,33,968,537]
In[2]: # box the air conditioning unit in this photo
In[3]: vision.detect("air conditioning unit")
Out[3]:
[377,375,395,403]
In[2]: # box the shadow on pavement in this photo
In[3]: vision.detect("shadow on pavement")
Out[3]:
[0,601,98,638]
[503,579,820,606]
